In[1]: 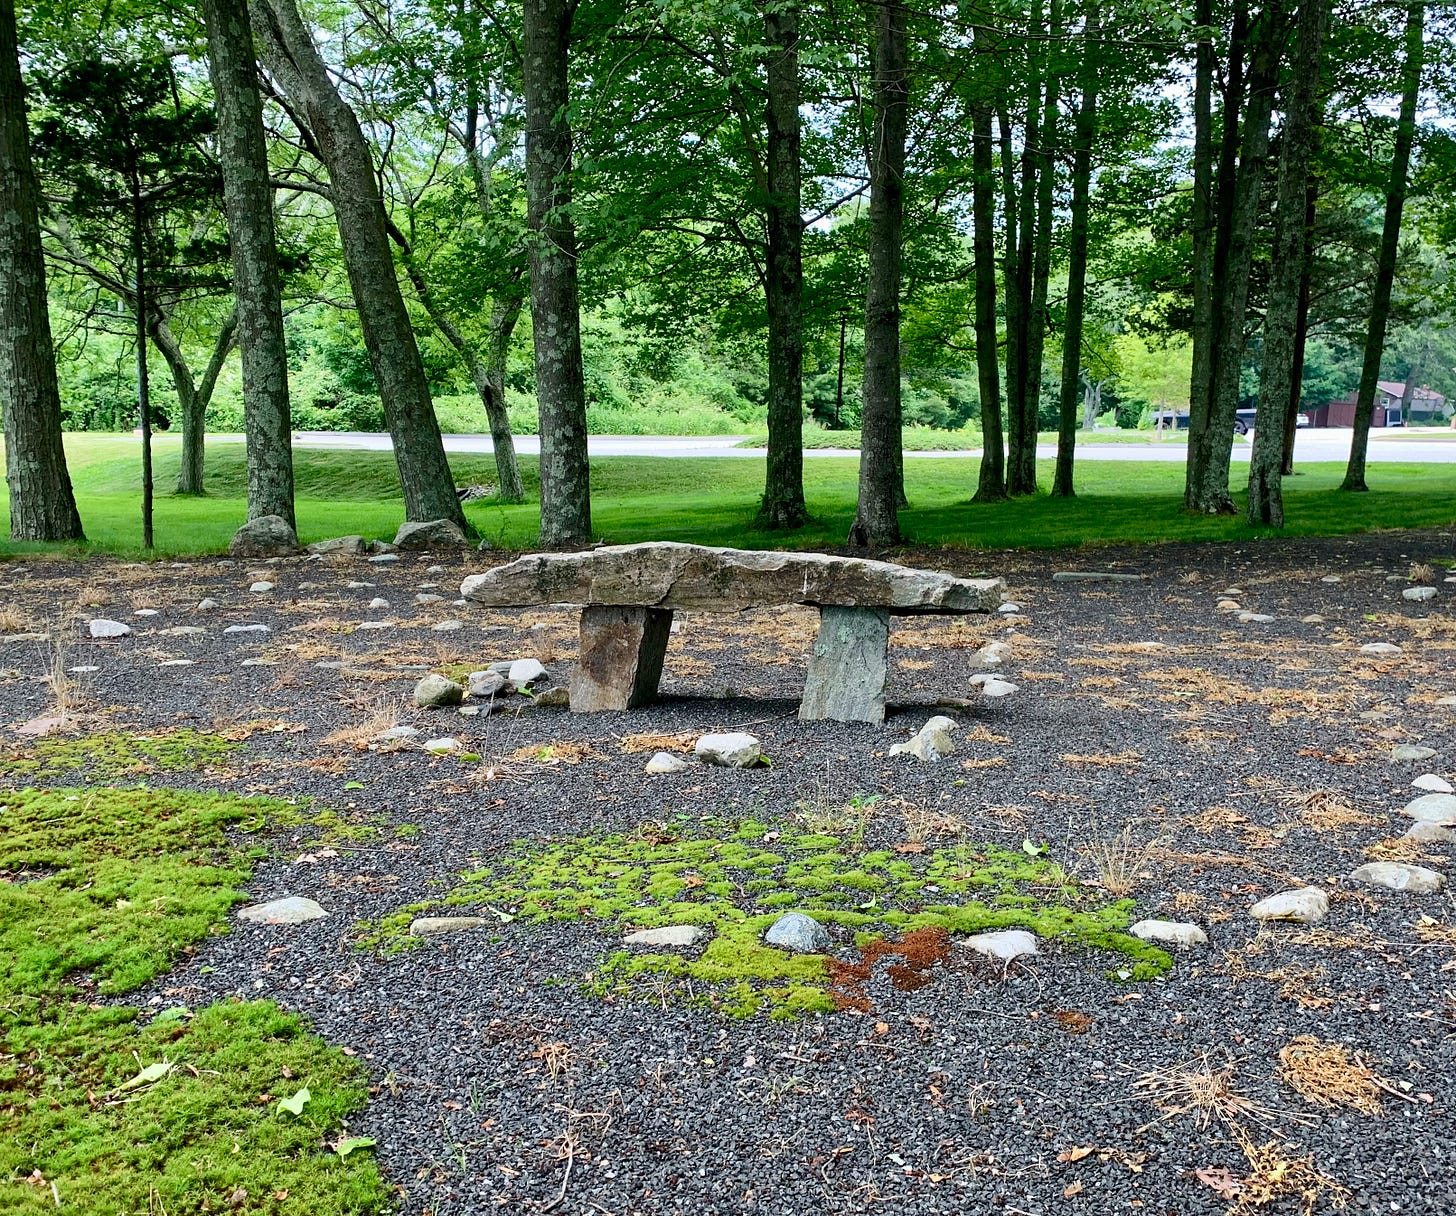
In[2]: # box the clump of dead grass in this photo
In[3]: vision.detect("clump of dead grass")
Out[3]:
[322,695,406,748]
[1133,1055,1287,1132]
[1408,562,1434,584]
[900,802,970,843]
[1077,825,1163,895]
[1277,1036,1387,1115]
[1060,749,1143,768]
[0,604,30,633]
[617,732,696,754]
[1276,786,1379,831]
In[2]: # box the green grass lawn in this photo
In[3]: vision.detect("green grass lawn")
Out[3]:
[737,427,1191,449]
[0,432,1452,558]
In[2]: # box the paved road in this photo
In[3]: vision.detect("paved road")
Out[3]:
[292,429,1456,464]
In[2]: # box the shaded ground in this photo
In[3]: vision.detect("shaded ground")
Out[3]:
[2,527,1455,1215]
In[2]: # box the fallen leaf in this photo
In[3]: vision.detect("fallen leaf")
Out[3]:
[1195,1166,1243,1199]
[1063,1181,1085,1198]
[276,1086,311,1117]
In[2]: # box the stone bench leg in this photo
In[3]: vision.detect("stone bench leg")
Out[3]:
[569,605,674,711]
[799,606,890,724]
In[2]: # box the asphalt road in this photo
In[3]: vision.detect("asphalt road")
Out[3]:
[291,428,1456,463]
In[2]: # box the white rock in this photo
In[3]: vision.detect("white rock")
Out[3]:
[409,916,487,937]
[368,553,400,564]
[1412,774,1454,794]
[977,677,1019,698]
[368,597,389,610]
[223,624,270,635]
[1403,793,1456,826]
[427,565,445,575]
[998,602,1022,614]
[1321,575,1342,583]
[1404,821,1455,843]
[1439,696,1456,707]
[415,593,445,605]
[238,896,327,924]
[645,751,690,775]
[196,598,219,611]
[374,725,420,742]
[1249,886,1329,923]
[1349,862,1445,894]
[974,642,1010,666]
[1391,744,1438,762]
[134,608,160,617]
[695,732,762,768]
[159,626,206,637]
[423,737,460,754]
[1216,599,1240,612]
[88,618,131,638]
[623,925,706,948]
[1403,586,1437,602]
[432,620,463,632]
[157,659,195,667]
[965,929,1038,963]
[507,658,547,686]
[1359,642,1402,655]
[346,581,373,590]
[1238,612,1275,624]
[249,581,274,593]
[1130,919,1209,948]
[1301,614,1326,623]
[356,620,394,631]
[889,716,959,763]
[68,665,99,673]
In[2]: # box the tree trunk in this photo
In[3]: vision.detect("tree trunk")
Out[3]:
[1007,0,1045,497]
[0,0,84,542]
[1022,0,1062,494]
[1189,0,1286,514]
[133,199,154,550]
[849,0,907,547]
[970,99,1005,503]
[997,105,1023,493]
[1342,0,1424,492]
[1281,178,1318,475]
[151,309,238,497]
[204,0,295,528]
[251,0,466,531]
[1052,0,1099,499]
[521,0,591,546]
[758,0,808,530]
[1247,0,1327,527]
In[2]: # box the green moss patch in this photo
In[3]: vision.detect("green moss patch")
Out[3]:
[381,819,1169,1018]
[0,787,386,1214]
[2,728,241,782]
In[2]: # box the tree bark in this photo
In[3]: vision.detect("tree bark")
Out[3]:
[997,105,1024,494]
[204,0,295,528]
[0,0,84,542]
[1052,0,1099,499]
[521,0,591,546]
[1342,0,1424,493]
[970,98,1005,503]
[150,308,238,497]
[758,0,808,529]
[133,197,154,550]
[1007,0,1045,497]
[1247,0,1327,526]
[1189,0,1286,514]
[251,0,466,531]
[849,0,908,547]
[1281,177,1318,475]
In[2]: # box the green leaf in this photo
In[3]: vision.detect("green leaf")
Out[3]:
[1021,837,1049,857]
[334,1136,376,1159]
[151,1006,192,1025]
[276,1086,311,1117]
[343,781,365,790]
[118,1058,173,1090]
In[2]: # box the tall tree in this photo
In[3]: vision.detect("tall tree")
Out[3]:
[250,0,468,532]
[1341,0,1425,492]
[1052,0,1100,498]
[0,0,83,542]
[849,0,908,547]
[970,95,1006,503]
[202,0,296,532]
[758,0,808,529]
[1247,0,1328,526]
[1006,0,1044,497]
[521,0,591,546]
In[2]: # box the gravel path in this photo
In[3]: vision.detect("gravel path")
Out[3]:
[3,530,1454,1215]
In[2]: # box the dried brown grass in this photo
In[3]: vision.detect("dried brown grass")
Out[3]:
[1277,1036,1386,1115]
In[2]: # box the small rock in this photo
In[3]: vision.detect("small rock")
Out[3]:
[508,658,547,686]
[409,916,487,937]
[134,608,160,617]
[1052,571,1146,583]
[306,535,368,556]
[395,519,471,550]
[1403,793,1456,826]
[374,725,420,742]
[468,671,508,698]
[645,751,690,775]
[423,737,460,754]
[157,659,195,667]
[1301,614,1325,623]
[197,599,220,611]
[368,553,400,564]
[1216,599,1240,612]
[368,597,389,610]
[964,928,1038,962]
[1438,696,1456,707]
[623,925,706,948]
[889,715,958,763]
[426,565,445,574]
[414,674,466,707]
[1412,774,1454,794]
[1320,575,1342,583]
[228,514,300,559]
[17,714,70,738]
[159,626,206,637]
[764,912,832,953]
[974,641,1010,667]
[249,581,275,593]
[997,603,1022,614]
[1359,642,1402,655]
[88,619,131,639]
[532,687,570,708]
[1391,744,1438,762]
[431,620,463,632]
[1404,821,1455,843]
[346,581,373,590]
[695,732,762,768]
[1403,586,1437,602]
[1130,919,1208,948]
[973,676,1018,698]
[1237,612,1275,623]
[238,896,327,924]
[1349,862,1445,894]
[355,620,394,631]
[415,593,445,605]
[68,665,99,673]
[1249,887,1329,923]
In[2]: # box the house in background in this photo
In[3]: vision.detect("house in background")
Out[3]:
[1305,382,1448,427]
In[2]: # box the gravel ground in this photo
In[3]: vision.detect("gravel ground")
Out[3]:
[3,529,1455,1215]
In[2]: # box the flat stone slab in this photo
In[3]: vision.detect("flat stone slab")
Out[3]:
[410,916,488,937]
[1249,887,1328,923]
[1404,793,1456,826]
[1130,919,1209,948]
[623,925,706,948]
[965,929,1038,962]
[461,542,1002,615]
[695,732,761,768]
[238,896,327,924]
[1051,571,1146,583]
[1349,862,1446,893]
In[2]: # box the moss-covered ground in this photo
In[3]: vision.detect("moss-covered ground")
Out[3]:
[2,728,241,783]
[366,817,1171,1019]
[0,785,389,1215]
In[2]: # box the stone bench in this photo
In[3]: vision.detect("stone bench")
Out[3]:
[460,542,1002,723]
